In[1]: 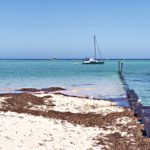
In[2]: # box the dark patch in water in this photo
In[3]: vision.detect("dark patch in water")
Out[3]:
[83,83,95,86]
[71,83,95,87]
[127,78,149,82]
[145,73,150,75]
[146,89,150,91]
[132,79,143,82]
[16,87,66,92]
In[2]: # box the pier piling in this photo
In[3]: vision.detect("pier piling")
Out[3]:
[118,61,124,78]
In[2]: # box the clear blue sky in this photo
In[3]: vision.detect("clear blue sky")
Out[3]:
[0,0,150,59]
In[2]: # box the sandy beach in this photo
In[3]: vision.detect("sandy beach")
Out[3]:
[0,90,150,150]
[1,0,150,149]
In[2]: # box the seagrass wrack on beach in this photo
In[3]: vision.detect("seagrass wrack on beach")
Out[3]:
[0,88,150,149]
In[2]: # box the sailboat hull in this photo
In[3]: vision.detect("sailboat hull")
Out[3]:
[82,61,104,64]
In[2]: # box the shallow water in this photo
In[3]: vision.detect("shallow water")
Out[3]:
[0,59,149,106]
[0,60,125,100]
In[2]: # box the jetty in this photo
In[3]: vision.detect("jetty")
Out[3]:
[118,61,150,137]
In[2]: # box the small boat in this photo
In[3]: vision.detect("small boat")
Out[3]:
[83,36,104,64]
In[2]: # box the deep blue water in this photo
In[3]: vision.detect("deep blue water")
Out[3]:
[0,59,149,105]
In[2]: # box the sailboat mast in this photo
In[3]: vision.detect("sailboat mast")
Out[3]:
[94,35,96,59]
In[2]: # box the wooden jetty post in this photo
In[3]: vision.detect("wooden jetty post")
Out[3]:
[118,61,130,93]
[118,61,121,74]
[120,62,123,77]
[118,61,124,79]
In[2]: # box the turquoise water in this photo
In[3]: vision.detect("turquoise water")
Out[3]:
[0,59,149,105]
[0,60,125,100]
[124,60,150,106]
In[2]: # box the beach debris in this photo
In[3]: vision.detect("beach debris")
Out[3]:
[16,87,66,93]
[0,92,150,149]
[0,93,54,111]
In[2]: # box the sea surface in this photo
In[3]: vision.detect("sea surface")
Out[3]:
[124,60,150,106]
[0,59,149,106]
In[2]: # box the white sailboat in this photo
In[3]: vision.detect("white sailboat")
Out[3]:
[83,36,104,64]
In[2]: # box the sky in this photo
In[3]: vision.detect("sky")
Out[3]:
[0,0,150,59]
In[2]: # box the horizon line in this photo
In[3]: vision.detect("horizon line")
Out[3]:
[0,58,150,60]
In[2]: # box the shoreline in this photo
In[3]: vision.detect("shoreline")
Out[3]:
[0,86,128,107]
[0,88,150,149]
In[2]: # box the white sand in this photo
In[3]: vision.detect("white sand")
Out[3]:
[0,97,10,103]
[0,111,107,150]
[0,111,134,150]
[0,94,134,149]
[33,94,123,115]
[0,97,10,109]
[116,117,132,125]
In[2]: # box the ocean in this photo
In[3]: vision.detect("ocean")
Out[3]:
[0,59,149,106]
[124,60,150,106]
